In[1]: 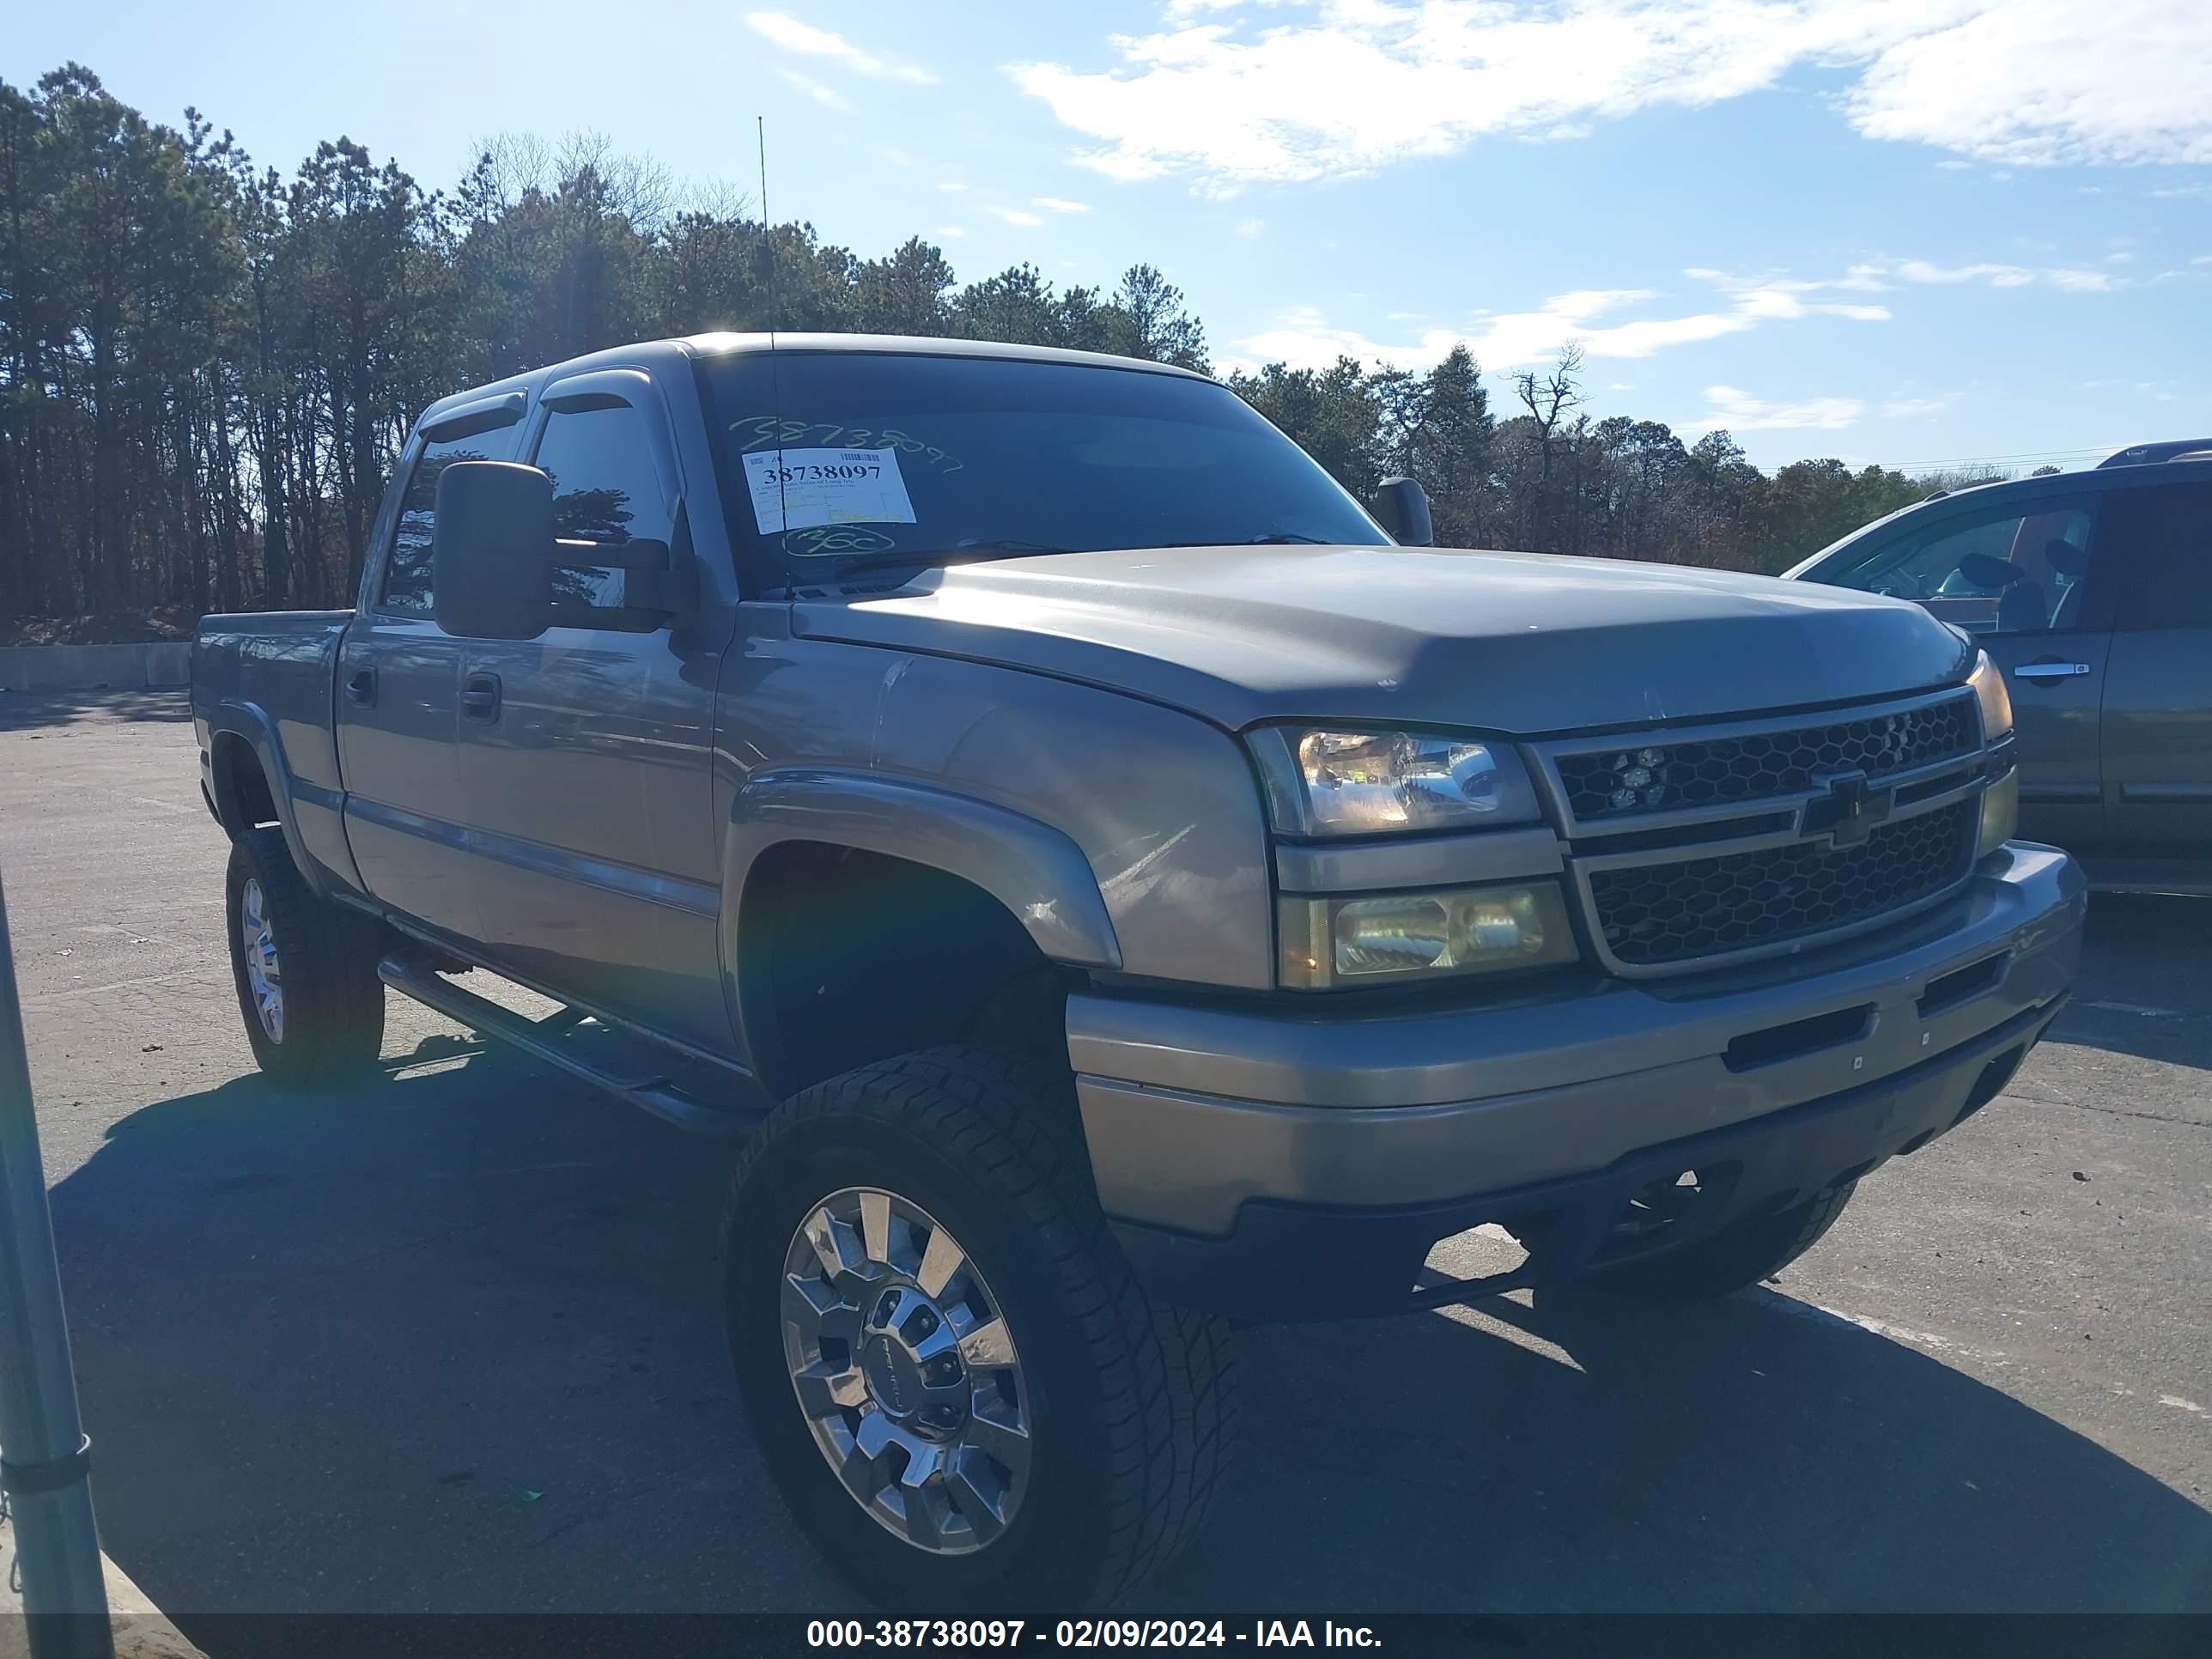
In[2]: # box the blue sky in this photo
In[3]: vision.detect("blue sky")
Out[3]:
[10,0,2209,470]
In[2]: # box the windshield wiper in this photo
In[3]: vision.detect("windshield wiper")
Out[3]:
[1127,532,1334,550]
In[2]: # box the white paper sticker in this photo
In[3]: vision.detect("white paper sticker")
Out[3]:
[743,447,917,535]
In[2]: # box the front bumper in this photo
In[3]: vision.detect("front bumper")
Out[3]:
[1068,843,2084,1318]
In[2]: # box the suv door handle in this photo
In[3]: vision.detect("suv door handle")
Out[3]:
[2013,661,2092,683]
[344,666,377,705]
[461,671,501,721]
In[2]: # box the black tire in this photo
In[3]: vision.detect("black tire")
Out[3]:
[224,826,385,1085]
[1589,1182,1857,1303]
[723,1047,1237,1611]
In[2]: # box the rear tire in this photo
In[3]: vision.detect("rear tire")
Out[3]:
[225,827,385,1085]
[1589,1182,1857,1303]
[723,1047,1237,1610]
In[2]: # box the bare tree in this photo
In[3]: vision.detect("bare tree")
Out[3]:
[1513,343,1584,549]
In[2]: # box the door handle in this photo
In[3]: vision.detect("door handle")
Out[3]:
[344,666,377,705]
[2013,661,2092,683]
[460,672,501,721]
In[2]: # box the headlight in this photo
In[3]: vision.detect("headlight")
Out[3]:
[1249,727,1541,836]
[1968,651,2013,742]
[1279,881,1577,990]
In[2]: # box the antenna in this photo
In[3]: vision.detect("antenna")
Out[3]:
[757,114,787,548]
[757,116,776,339]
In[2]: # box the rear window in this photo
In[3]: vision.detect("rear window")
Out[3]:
[696,350,1386,586]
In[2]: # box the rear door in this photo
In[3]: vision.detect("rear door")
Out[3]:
[2096,479,2212,856]
[452,369,730,1050]
[335,410,519,940]
[1810,489,2111,851]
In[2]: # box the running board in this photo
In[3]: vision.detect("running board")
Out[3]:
[378,953,752,1138]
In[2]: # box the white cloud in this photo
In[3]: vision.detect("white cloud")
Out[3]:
[989,206,1047,227]
[939,181,969,193]
[745,12,937,84]
[1846,2,2211,165]
[1857,257,2136,290]
[2045,267,2121,292]
[1894,258,2036,286]
[1882,396,1948,418]
[1009,1,2212,192]
[777,69,854,112]
[1031,196,1092,214]
[1235,267,1888,374]
[1679,386,1866,437]
[1234,216,1266,238]
[937,226,967,238]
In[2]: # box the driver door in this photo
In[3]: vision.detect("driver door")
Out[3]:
[1817,492,2111,851]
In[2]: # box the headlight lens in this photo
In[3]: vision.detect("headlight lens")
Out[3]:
[1279,881,1577,989]
[1250,727,1541,836]
[1968,651,2013,742]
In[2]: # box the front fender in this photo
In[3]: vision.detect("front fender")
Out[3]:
[723,769,1124,972]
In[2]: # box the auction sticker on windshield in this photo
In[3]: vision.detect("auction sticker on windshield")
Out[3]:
[744,447,916,534]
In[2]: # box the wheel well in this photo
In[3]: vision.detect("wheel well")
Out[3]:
[738,842,1070,1102]
[210,732,280,836]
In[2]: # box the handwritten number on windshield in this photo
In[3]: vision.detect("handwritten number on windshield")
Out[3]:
[730,414,963,473]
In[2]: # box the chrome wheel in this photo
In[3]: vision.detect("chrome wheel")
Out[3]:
[239,877,283,1042]
[781,1188,1031,1555]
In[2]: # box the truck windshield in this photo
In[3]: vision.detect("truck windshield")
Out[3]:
[697,349,1389,586]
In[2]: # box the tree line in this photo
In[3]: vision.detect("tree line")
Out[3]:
[2,64,1972,635]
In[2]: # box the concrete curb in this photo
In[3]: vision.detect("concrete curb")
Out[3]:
[0,644,190,695]
[0,1504,204,1658]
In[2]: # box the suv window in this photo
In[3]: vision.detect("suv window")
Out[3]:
[1819,495,2097,636]
[380,432,501,613]
[2103,482,2212,631]
[532,403,674,610]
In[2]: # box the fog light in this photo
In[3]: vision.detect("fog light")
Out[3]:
[1978,767,2019,858]
[1280,881,1578,989]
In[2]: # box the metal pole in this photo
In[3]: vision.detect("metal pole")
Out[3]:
[0,872,112,1659]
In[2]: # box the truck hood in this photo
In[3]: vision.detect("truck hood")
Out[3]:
[793,544,1975,736]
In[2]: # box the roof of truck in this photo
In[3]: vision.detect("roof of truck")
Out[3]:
[412,332,1211,440]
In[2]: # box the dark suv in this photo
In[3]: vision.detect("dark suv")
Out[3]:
[1788,449,2212,894]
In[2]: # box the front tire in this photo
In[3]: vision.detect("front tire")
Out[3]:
[225,827,385,1085]
[723,1048,1237,1610]
[1589,1181,1857,1303]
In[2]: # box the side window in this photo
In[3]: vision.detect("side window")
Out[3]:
[380,432,500,614]
[2102,483,2212,632]
[531,404,674,611]
[1820,497,2096,636]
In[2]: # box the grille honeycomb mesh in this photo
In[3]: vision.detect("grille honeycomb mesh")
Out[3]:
[1588,799,1977,969]
[1558,696,1978,823]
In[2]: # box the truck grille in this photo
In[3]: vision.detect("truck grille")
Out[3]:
[1586,797,1978,969]
[1555,694,1977,824]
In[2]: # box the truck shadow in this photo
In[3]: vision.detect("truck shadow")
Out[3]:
[2038,893,2212,1073]
[46,1042,2212,1619]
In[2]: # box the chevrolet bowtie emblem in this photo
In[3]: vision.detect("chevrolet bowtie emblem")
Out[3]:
[1801,770,1893,847]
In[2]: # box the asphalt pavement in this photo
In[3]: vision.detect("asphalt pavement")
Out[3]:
[0,690,2206,1620]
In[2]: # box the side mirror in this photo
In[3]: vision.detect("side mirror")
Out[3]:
[1371,477,1433,547]
[433,461,556,641]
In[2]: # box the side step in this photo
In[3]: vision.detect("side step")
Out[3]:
[378,952,754,1138]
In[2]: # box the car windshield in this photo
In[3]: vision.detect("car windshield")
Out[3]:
[696,349,1388,586]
